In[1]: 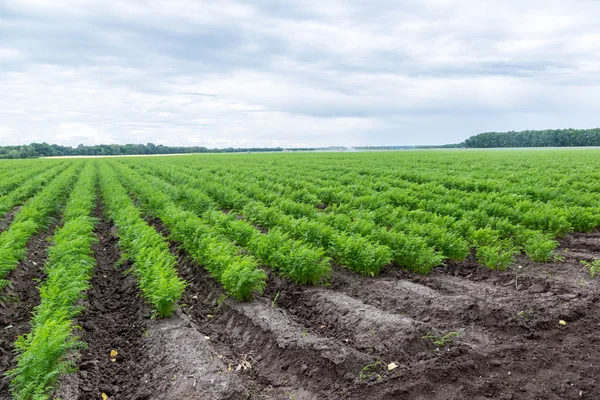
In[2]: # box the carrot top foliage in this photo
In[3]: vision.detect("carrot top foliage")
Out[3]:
[97,162,185,318]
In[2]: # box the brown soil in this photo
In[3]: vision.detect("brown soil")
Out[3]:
[0,221,57,397]
[0,206,21,234]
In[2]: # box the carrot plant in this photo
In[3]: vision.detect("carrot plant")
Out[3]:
[0,162,63,197]
[130,161,394,276]
[98,163,185,318]
[99,149,600,275]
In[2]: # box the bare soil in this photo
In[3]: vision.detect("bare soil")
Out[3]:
[0,206,21,234]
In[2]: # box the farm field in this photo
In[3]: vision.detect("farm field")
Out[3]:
[0,149,599,399]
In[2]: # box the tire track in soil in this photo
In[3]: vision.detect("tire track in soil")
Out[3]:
[60,203,245,400]
[0,221,57,397]
[148,215,493,399]
[169,240,498,400]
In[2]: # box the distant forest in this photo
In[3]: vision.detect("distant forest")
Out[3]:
[0,143,422,159]
[3,128,599,158]
[464,128,600,148]
[0,143,297,159]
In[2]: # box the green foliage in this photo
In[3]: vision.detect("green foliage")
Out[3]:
[523,233,558,262]
[98,163,186,318]
[221,257,267,301]
[580,259,600,278]
[465,128,600,148]
[7,318,84,400]
[476,245,517,270]
[333,234,392,276]
[113,149,600,275]
[0,163,82,292]
[107,162,266,300]
[0,162,65,198]
[116,162,332,286]
[422,331,461,347]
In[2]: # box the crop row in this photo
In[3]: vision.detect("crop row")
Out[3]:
[111,161,331,285]
[8,163,98,399]
[167,158,563,267]
[0,163,82,291]
[123,151,600,270]
[0,162,65,197]
[120,161,441,274]
[223,166,559,265]
[97,162,186,318]
[0,162,71,219]
[106,161,267,300]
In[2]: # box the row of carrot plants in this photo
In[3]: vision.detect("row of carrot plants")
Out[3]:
[154,162,446,273]
[260,154,600,231]
[237,167,558,266]
[154,156,561,269]
[107,162,267,300]
[0,162,64,197]
[190,160,559,267]
[248,150,600,208]
[195,166,469,262]
[97,163,186,318]
[124,160,436,275]
[113,161,331,285]
[0,162,71,219]
[0,163,82,292]
[7,163,98,400]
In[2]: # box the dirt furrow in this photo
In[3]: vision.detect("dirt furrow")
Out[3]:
[261,253,600,399]
[87,212,600,400]
[0,206,21,234]
[265,279,436,359]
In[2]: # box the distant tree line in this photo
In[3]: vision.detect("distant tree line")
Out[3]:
[0,143,298,159]
[464,128,600,148]
[414,143,464,149]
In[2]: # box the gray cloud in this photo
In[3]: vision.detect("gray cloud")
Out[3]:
[1,0,600,147]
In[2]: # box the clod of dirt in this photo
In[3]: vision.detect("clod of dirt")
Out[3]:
[529,282,547,293]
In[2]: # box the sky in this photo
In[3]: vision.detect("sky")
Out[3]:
[1,1,600,148]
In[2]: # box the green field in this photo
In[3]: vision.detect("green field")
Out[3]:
[1,149,599,399]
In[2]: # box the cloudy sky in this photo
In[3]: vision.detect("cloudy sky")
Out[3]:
[1,1,600,148]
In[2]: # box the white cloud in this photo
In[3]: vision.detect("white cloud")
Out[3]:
[1,0,600,147]
[0,47,25,62]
